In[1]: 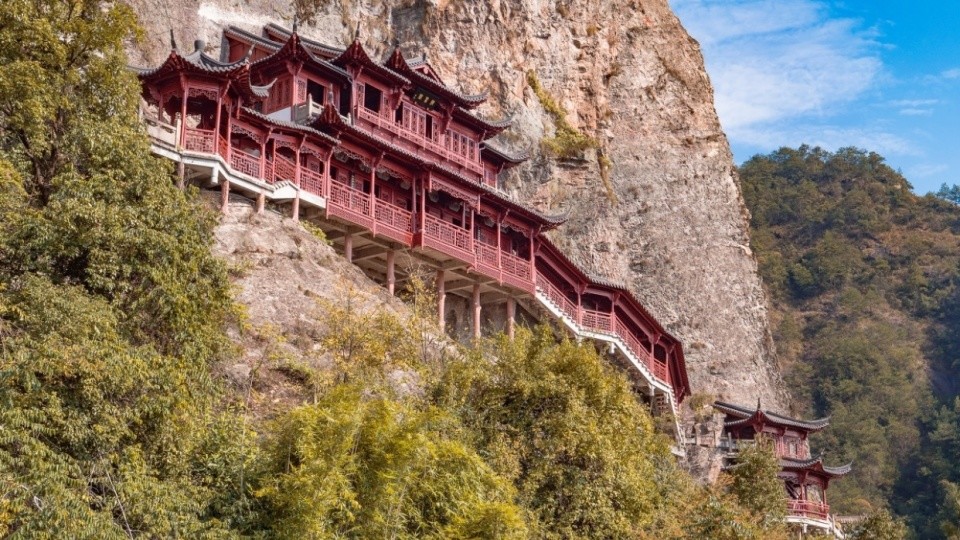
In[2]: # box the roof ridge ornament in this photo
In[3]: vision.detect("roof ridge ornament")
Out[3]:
[292,14,299,34]
[354,21,361,41]
[169,29,177,51]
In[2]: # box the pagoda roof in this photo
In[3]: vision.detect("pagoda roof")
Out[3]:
[780,456,852,478]
[714,401,831,432]
[240,107,339,146]
[262,23,345,59]
[224,25,282,54]
[308,103,564,229]
[386,48,487,110]
[250,32,351,83]
[452,107,512,137]
[482,143,530,168]
[333,40,410,86]
[133,43,272,101]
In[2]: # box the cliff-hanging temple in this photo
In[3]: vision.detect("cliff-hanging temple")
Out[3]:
[133,24,691,443]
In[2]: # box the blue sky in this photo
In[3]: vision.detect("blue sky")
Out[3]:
[670,0,960,194]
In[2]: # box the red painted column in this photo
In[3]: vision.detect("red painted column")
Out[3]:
[292,147,302,222]
[507,296,516,339]
[386,250,396,295]
[472,282,481,339]
[436,269,446,330]
[179,85,188,148]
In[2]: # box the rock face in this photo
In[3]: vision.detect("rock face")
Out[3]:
[127,0,788,410]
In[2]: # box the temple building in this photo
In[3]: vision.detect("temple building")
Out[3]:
[714,401,852,538]
[133,23,692,443]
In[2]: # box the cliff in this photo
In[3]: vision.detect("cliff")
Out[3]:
[127,0,788,410]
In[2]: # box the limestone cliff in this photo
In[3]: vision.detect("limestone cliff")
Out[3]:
[128,0,788,410]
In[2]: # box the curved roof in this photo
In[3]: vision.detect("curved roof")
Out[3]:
[482,143,530,167]
[250,32,351,83]
[133,45,271,101]
[781,456,853,478]
[386,48,487,109]
[714,401,831,432]
[334,40,410,86]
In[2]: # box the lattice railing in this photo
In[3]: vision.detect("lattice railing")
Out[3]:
[218,135,228,159]
[581,309,614,334]
[230,148,261,178]
[330,182,371,215]
[536,273,578,322]
[183,127,215,153]
[475,242,500,267]
[300,168,324,196]
[273,155,297,183]
[787,500,830,521]
[374,201,413,234]
[500,251,531,282]
[423,214,473,255]
[616,319,650,365]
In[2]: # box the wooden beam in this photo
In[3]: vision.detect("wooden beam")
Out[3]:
[507,296,516,340]
[256,191,265,214]
[352,244,388,262]
[344,233,353,263]
[220,179,230,214]
[444,278,477,292]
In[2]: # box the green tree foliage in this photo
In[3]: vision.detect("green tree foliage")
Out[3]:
[727,441,787,527]
[934,184,960,205]
[740,145,960,536]
[0,1,247,536]
[848,509,909,540]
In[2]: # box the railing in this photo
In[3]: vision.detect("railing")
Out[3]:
[300,168,324,196]
[422,214,473,260]
[273,155,297,184]
[230,148,261,178]
[500,251,531,282]
[536,273,578,322]
[329,182,371,215]
[356,105,483,175]
[616,319,652,368]
[787,500,830,521]
[144,116,178,147]
[218,134,229,160]
[581,309,614,334]
[374,201,414,244]
[183,127,216,153]
[475,242,500,268]
[293,100,324,123]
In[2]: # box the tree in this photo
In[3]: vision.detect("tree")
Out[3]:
[726,440,787,528]
[0,1,245,535]
[847,509,908,540]
[934,183,960,205]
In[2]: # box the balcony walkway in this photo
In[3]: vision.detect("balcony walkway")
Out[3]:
[145,115,684,444]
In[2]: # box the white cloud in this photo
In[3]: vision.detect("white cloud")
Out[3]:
[671,0,883,133]
[942,68,960,79]
[899,108,933,116]
[889,99,939,107]
[909,163,948,178]
[733,123,918,157]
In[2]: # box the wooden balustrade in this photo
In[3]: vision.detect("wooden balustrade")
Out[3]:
[374,201,414,245]
[218,135,228,160]
[273,155,297,183]
[581,309,614,333]
[230,148,261,178]
[183,127,216,153]
[422,214,474,261]
[328,182,374,229]
[300,168,324,196]
[536,273,578,321]
[475,242,500,268]
[356,106,483,175]
[787,500,830,520]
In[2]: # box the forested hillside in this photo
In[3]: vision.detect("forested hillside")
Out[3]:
[0,1,799,538]
[740,146,960,537]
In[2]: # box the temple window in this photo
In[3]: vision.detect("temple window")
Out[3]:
[363,84,382,113]
[307,80,325,105]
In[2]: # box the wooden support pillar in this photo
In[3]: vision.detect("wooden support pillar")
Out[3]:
[436,269,446,330]
[291,192,300,222]
[506,296,516,339]
[176,160,185,190]
[220,179,230,214]
[472,282,481,340]
[344,233,353,263]
[293,145,301,222]
[256,191,265,214]
[386,250,396,295]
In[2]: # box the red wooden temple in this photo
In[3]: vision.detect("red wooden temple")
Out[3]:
[715,401,852,537]
[134,24,691,439]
